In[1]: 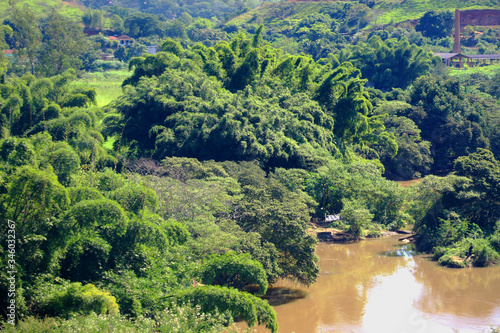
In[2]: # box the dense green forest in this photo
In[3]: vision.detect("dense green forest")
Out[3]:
[1,0,500,331]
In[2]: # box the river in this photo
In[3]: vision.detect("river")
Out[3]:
[233,236,500,333]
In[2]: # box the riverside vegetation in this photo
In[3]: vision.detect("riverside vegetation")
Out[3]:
[1,0,500,331]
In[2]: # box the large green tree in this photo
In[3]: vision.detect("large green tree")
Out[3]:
[415,11,454,39]
[0,25,13,74]
[408,75,489,171]
[39,10,89,76]
[306,159,410,229]
[0,165,69,280]
[349,36,437,90]
[315,62,372,141]
[453,149,500,231]
[124,12,165,38]
[373,102,433,180]
[10,4,42,75]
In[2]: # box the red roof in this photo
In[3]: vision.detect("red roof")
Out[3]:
[3,50,14,55]
[108,36,119,40]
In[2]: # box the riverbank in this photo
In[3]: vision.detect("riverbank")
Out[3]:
[308,220,414,243]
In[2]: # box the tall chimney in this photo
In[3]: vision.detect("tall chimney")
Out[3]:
[453,9,461,53]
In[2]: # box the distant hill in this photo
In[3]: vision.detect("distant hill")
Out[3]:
[4,0,499,27]
[227,0,500,28]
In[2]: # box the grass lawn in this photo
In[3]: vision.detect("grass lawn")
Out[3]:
[72,69,131,107]
[71,69,130,153]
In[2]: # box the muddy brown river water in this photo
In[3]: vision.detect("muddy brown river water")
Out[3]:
[233,236,500,333]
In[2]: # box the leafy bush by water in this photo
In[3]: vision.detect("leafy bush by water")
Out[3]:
[0,304,231,333]
[473,239,500,267]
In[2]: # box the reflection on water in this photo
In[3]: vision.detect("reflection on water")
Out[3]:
[382,244,416,258]
[262,287,308,306]
[234,237,500,333]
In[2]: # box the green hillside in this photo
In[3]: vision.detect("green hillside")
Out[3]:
[228,0,500,27]
[376,0,500,24]
[227,2,351,26]
[0,0,84,21]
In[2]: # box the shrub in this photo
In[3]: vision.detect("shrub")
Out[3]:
[366,223,382,238]
[33,281,119,318]
[92,60,126,71]
[490,233,500,253]
[341,199,374,239]
[0,304,229,333]
[68,187,104,204]
[51,145,81,186]
[200,252,268,295]
[490,224,500,253]
[64,198,128,239]
[438,254,466,268]
[108,184,159,214]
[176,285,278,333]
[473,239,500,267]
[432,246,448,261]
[60,233,111,282]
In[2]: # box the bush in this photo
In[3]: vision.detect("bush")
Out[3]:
[33,281,119,318]
[432,246,448,261]
[433,240,468,267]
[68,187,104,204]
[433,238,500,268]
[341,199,374,239]
[200,252,268,295]
[490,224,500,253]
[0,304,229,333]
[366,224,382,238]
[490,233,500,253]
[327,218,348,231]
[51,145,81,186]
[91,60,126,72]
[64,199,129,241]
[473,239,500,267]
[438,254,466,268]
[108,184,159,214]
[176,285,278,333]
[60,234,111,282]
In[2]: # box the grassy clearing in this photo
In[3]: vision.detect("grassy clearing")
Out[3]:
[448,63,500,79]
[72,70,131,107]
[71,70,129,153]
[0,0,84,21]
